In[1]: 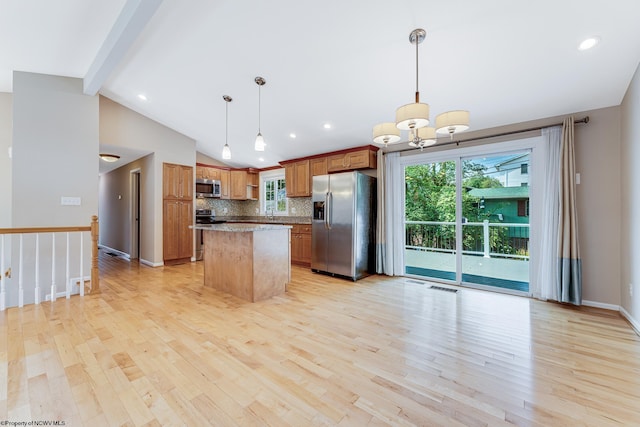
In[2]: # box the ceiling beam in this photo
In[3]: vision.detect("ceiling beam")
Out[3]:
[83,0,163,95]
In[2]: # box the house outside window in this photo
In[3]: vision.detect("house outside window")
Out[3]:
[262,170,287,215]
[520,163,528,174]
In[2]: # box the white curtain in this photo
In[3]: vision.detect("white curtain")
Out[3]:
[536,118,582,305]
[375,150,387,274]
[376,151,400,275]
[537,126,561,300]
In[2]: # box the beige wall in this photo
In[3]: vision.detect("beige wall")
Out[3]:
[99,96,196,265]
[196,151,229,167]
[0,93,11,227]
[620,62,640,328]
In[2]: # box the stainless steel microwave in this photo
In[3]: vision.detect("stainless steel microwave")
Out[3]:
[195,179,221,198]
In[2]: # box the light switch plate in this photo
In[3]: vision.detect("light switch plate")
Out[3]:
[61,196,81,206]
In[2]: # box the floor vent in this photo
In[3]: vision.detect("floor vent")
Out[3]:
[105,252,119,257]
[430,285,458,293]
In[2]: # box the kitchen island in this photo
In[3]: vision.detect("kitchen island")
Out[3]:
[192,223,292,302]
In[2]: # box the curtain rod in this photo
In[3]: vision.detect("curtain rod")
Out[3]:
[384,116,590,155]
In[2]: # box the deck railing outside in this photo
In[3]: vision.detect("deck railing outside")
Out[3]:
[0,215,99,311]
[406,220,530,260]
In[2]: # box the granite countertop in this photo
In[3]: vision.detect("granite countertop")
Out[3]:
[216,216,312,225]
[191,223,292,232]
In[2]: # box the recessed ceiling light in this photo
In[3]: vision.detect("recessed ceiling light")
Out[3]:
[578,36,600,51]
[289,133,296,139]
[323,123,332,129]
[258,157,265,162]
[138,94,148,101]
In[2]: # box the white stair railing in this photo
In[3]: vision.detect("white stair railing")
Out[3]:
[0,216,99,310]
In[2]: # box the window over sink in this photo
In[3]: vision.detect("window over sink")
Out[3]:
[262,170,287,215]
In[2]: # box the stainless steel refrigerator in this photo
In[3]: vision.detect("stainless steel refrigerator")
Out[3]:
[311,171,376,280]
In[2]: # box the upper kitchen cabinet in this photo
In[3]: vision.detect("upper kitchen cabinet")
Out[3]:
[196,165,221,181]
[220,169,230,199]
[310,157,328,177]
[163,163,193,200]
[284,160,310,197]
[230,170,247,200]
[327,147,377,173]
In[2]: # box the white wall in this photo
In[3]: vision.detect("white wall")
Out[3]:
[0,93,11,227]
[12,72,99,227]
[620,62,640,329]
[99,96,196,265]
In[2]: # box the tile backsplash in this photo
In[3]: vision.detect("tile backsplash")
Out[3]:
[197,197,311,218]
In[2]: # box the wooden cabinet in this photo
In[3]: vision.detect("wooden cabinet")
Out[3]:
[163,163,193,199]
[163,200,193,264]
[163,162,193,264]
[230,170,248,200]
[247,170,259,200]
[196,165,221,181]
[291,224,312,266]
[219,169,230,199]
[310,157,328,177]
[327,148,377,172]
[285,160,310,197]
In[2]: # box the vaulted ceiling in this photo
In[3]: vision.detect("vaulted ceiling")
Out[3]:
[2,0,640,170]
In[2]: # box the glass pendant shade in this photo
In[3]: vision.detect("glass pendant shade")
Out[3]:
[396,102,430,130]
[408,126,437,148]
[435,110,470,136]
[254,133,265,151]
[373,122,401,145]
[222,143,231,160]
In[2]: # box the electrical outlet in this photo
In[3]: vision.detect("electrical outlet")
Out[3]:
[631,283,634,297]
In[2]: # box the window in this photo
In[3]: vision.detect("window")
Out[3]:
[263,175,287,215]
[520,163,529,174]
[517,199,529,217]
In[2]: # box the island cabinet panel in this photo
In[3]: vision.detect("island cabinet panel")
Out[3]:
[327,148,377,172]
[203,227,290,302]
[230,170,248,200]
[285,160,310,197]
[291,224,312,266]
[163,200,192,264]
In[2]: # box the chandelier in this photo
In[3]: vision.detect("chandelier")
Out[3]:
[372,28,470,150]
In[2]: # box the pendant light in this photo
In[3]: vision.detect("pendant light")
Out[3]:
[372,28,470,148]
[254,76,266,151]
[222,95,232,160]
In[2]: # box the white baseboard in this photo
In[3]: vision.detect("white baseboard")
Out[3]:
[140,258,163,267]
[620,306,640,336]
[582,300,620,311]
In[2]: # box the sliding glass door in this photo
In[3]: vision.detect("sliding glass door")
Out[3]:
[403,149,531,294]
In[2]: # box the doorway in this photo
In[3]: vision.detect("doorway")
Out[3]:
[402,147,532,295]
[130,169,141,260]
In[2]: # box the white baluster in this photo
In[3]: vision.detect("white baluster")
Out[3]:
[79,232,84,297]
[34,234,40,304]
[66,232,70,299]
[51,233,56,302]
[1,234,5,311]
[19,234,24,308]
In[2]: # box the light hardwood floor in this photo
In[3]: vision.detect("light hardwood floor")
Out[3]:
[1,252,640,426]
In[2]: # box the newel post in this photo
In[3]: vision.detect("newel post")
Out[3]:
[90,215,100,293]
